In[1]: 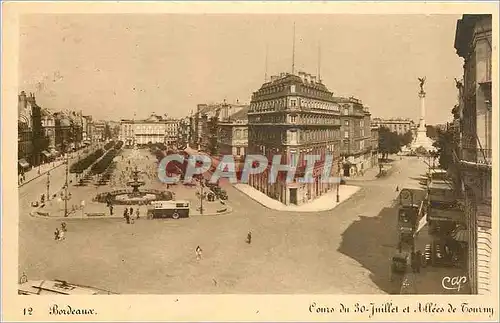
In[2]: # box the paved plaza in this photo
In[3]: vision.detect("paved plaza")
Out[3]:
[19,151,429,294]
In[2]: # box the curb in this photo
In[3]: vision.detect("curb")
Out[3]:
[232,185,360,213]
[191,205,233,216]
[29,204,234,220]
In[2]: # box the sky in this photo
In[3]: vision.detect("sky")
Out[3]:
[19,14,464,124]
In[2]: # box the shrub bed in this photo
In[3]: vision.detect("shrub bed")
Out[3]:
[104,141,115,150]
[70,149,104,174]
[91,149,118,175]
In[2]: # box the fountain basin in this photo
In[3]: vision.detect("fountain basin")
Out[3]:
[94,189,173,205]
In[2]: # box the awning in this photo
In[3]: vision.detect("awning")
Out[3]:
[41,150,51,158]
[452,229,468,243]
[428,207,465,223]
[18,158,30,169]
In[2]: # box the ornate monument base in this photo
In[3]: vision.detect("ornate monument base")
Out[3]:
[411,128,435,152]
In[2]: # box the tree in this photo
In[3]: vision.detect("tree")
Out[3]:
[207,116,219,156]
[378,127,403,159]
[400,131,413,147]
[433,126,456,170]
[104,123,112,140]
[426,125,439,140]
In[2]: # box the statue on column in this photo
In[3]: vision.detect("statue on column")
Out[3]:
[418,77,426,93]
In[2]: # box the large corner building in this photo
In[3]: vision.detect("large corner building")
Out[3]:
[247,72,342,205]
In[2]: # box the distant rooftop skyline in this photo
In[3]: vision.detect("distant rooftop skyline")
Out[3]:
[19,14,463,124]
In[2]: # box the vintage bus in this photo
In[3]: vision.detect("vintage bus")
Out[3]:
[147,200,190,219]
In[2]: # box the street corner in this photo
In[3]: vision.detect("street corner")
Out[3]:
[190,201,234,217]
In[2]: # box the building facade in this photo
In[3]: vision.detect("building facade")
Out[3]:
[189,101,249,152]
[18,91,47,170]
[18,91,34,170]
[119,114,180,147]
[217,107,249,158]
[454,14,492,295]
[338,97,374,176]
[247,71,342,205]
[371,117,415,135]
[165,118,180,148]
[370,126,380,166]
[177,117,191,150]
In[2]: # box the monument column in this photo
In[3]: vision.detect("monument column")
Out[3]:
[411,76,435,152]
[419,90,426,130]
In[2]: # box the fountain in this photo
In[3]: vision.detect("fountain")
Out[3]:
[94,165,172,205]
[127,166,146,197]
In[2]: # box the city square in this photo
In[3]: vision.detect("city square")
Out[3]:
[15,13,491,297]
[20,148,437,294]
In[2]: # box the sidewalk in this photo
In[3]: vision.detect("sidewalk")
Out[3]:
[19,150,88,187]
[233,184,360,212]
[400,223,470,294]
[19,159,67,187]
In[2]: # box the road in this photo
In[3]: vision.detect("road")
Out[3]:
[18,152,428,294]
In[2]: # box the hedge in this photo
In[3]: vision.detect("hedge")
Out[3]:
[90,149,118,175]
[69,149,104,174]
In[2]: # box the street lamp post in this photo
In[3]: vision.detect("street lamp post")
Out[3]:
[46,171,51,201]
[62,153,71,217]
[336,159,341,203]
[199,179,204,215]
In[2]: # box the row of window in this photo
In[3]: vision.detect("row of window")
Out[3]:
[250,129,340,145]
[248,114,340,125]
[300,129,340,142]
[250,97,339,114]
[256,84,330,100]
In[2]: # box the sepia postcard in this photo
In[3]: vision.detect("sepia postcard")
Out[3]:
[1,1,499,321]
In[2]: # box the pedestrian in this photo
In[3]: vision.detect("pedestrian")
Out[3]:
[246,231,252,244]
[396,186,399,192]
[58,228,65,241]
[61,222,67,232]
[54,228,60,241]
[109,205,114,215]
[123,208,128,220]
[129,207,133,216]
[410,251,417,273]
[196,246,202,260]
[136,208,140,219]
[415,250,422,273]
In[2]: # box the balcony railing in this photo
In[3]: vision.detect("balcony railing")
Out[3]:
[460,147,492,166]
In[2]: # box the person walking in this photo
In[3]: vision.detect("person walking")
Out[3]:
[410,251,417,273]
[135,208,140,219]
[246,231,252,244]
[58,228,65,241]
[129,207,133,216]
[54,228,60,241]
[124,208,129,223]
[61,222,67,232]
[415,250,422,273]
[109,204,114,216]
[196,246,203,260]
